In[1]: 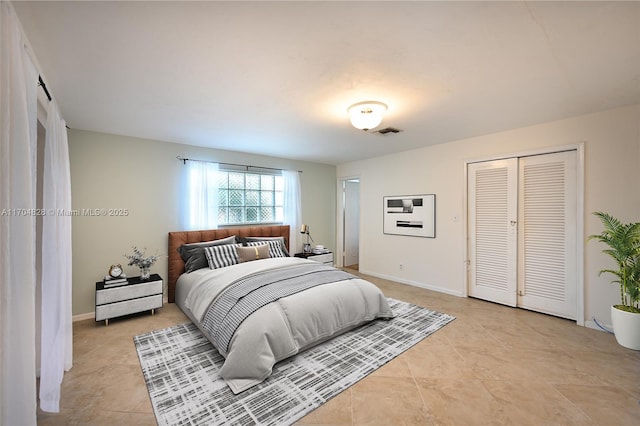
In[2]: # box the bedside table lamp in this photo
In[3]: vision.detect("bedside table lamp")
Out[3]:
[300,224,314,253]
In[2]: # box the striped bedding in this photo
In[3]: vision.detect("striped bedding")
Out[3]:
[182,256,393,394]
[202,263,357,356]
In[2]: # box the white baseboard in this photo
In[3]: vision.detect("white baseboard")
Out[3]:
[359,269,465,298]
[73,311,95,322]
[584,319,614,334]
[359,270,617,333]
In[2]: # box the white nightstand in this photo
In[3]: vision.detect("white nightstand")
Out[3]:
[95,274,163,325]
[294,252,334,265]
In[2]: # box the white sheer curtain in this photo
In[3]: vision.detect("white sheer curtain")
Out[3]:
[282,170,302,254]
[39,100,73,412]
[0,2,39,424]
[186,160,219,230]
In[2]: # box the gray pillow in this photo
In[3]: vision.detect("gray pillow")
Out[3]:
[237,244,270,263]
[240,236,290,257]
[178,235,237,272]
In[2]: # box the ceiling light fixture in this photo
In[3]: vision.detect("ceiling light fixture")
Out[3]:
[347,101,388,131]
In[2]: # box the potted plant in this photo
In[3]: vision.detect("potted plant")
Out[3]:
[588,211,640,350]
[125,246,160,281]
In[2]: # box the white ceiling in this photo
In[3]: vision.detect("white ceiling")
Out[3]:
[13,1,640,165]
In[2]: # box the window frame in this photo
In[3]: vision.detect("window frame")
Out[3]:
[217,165,284,226]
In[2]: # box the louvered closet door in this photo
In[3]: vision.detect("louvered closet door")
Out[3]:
[468,159,518,306]
[517,151,577,319]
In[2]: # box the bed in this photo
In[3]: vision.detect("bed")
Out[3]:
[168,225,393,394]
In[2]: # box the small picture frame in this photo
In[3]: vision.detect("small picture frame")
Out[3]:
[383,194,436,238]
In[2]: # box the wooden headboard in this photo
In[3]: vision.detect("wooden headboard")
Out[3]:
[167,225,290,303]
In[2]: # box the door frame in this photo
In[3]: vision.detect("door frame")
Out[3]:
[463,143,585,325]
[336,175,361,268]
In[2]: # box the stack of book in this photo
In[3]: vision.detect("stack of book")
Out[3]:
[312,245,329,254]
[103,275,128,288]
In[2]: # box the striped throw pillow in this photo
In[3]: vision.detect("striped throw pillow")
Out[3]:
[247,240,286,258]
[204,243,241,269]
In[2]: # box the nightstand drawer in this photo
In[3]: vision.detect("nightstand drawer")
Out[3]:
[310,253,333,264]
[295,251,334,264]
[96,280,162,305]
[96,294,163,321]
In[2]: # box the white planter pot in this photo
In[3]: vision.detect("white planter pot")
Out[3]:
[611,305,640,350]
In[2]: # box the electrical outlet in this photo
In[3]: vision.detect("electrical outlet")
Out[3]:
[399,263,404,270]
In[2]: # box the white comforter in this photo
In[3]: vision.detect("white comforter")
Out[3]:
[182,256,393,393]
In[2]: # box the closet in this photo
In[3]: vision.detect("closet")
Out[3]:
[467,150,578,319]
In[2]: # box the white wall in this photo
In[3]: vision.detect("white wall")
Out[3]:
[337,104,640,328]
[69,130,336,316]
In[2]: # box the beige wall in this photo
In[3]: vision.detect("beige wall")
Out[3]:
[69,130,336,316]
[337,104,640,329]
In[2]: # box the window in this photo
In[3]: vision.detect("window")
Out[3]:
[184,161,297,232]
[217,168,284,225]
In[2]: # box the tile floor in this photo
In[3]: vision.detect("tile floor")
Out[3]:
[38,273,640,425]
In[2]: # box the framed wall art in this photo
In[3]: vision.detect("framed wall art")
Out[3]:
[383,194,436,238]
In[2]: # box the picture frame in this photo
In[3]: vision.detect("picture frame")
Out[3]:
[383,194,436,238]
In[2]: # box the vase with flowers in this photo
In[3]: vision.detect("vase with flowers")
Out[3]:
[125,246,160,280]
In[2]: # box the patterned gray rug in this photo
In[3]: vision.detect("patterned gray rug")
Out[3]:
[134,298,454,426]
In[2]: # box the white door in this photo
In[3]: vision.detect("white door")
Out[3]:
[468,151,578,319]
[468,158,518,306]
[517,151,577,319]
[343,180,360,267]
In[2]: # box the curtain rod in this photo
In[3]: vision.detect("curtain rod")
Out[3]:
[37,75,71,129]
[176,156,302,173]
[38,75,52,101]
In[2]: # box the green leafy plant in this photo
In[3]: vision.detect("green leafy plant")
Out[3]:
[124,246,160,269]
[588,212,640,313]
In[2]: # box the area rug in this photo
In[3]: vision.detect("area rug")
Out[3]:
[134,298,454,426]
